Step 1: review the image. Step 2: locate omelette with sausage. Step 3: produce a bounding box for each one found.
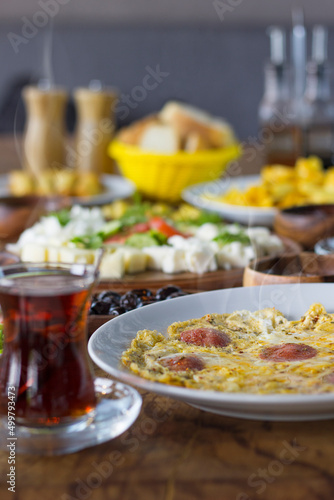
[121,303,334,394]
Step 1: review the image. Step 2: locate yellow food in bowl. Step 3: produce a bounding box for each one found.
[206,156,334,209]
[109,140,241,202]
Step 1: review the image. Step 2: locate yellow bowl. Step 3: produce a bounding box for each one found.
[108,140,241,202]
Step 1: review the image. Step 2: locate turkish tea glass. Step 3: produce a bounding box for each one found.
[0,262,97,427]
[0,262,142,455]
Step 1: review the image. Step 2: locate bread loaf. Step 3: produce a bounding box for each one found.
[116,114,160,145]
[115,101,236,152]
[160,101,236,148]
[184,132,211,152]
[139,124,180,154]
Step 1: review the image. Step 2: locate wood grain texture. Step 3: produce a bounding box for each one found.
[2,367,334,500]
[243,252,334,287]
[98,267,244,294]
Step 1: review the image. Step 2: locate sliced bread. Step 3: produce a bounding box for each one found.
[139,124,180,153]
[160,101,236,148]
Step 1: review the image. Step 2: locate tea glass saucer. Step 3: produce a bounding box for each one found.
[0,378,142,455]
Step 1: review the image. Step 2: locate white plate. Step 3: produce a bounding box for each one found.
[182,175,277,226]
[89,283,334,421]
[0,174,135,206]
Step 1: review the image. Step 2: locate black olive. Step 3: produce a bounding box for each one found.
[97,291,121,305]
[89,300,111,315]
[155,285,183,301]
[103,296,120,308]
[120,291,141,311]
[109,306,127,317]
[130,288,153,299]
[166,291,188,299]
[90,285,187,317]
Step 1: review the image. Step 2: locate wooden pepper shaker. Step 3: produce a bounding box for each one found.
[73,82,117,174]
[22,85,68,177]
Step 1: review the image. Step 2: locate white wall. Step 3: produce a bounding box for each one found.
[1,0,334,27]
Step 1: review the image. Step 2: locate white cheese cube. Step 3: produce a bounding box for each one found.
[144,246,170,271]
[184,247,217,274]
[74,250,96,265]
[167,235,188,248]
[59,247,96,265]
[246,227,284,258]
[168,236,217,274]
[58,248,75,264]
[121,247,147,274]
[143,246,186,274]
[99,249,125,279]
[216,243,255,269]
[161,248,186,274]
[21,243,47,263]
[47,246,61,263]
[195,223,220,241]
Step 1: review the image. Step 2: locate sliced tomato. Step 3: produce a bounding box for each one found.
[129,222,151,234]
[104,234,128,244]
[149,217,185,238]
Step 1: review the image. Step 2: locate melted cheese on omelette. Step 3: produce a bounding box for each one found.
[121,303,334,394]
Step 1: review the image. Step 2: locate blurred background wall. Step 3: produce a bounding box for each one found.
[0,0,333,140]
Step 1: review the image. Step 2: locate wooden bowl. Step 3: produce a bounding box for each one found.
[0,195,69,244]
[274,204,334,249]
[243,252,334,287]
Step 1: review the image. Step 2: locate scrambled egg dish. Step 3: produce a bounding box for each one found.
[206,156,334,209]
[121,303,334,394]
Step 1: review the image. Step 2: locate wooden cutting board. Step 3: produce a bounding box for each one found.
[88,236,301,336]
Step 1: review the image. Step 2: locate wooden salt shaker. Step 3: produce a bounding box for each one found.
[22,85,68,177]
[73,83,117,174]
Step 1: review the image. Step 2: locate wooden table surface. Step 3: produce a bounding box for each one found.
[1,136,334,500]
[1,367,334,500]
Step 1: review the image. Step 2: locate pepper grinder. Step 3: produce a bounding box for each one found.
[73,81,117,174]
[22,83,68,177]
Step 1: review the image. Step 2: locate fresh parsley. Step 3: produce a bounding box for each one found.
[70,234,104,249]
[214,230,251,246]
[51,208,71,227]
[192,211,222,226]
